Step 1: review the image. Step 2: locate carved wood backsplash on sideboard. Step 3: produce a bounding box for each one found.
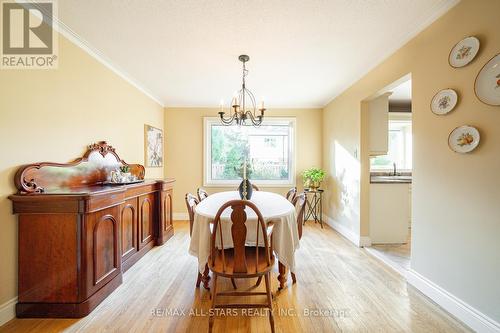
[14,141,145,194]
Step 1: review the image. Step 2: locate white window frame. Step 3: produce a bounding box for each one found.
[203,117,296,187]
[370,112,412,172]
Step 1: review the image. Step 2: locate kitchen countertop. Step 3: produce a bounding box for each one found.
[370,172,412,184]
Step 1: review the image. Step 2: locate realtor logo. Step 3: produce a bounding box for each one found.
[1,0,58,69]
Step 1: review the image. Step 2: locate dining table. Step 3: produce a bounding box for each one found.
[188,190,300,290]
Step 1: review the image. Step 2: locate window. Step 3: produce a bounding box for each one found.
[204,117,295,186]
[370,114,412,171]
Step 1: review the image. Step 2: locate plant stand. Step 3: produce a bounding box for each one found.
[304,188,324,228]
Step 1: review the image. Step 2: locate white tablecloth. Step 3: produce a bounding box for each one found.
[188,191,300,273]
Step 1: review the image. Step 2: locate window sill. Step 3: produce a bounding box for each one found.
[203,182,296,188]
[370,170,412,176]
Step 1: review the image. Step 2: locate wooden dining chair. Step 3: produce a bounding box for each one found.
[185,193,199,236]
[197,187,209,201]
[208,200,275,333]
[187,192,237,290]
[185,193,208,288]
[290,192,306,284]
[285,187,297,202]
[255,191,304,288]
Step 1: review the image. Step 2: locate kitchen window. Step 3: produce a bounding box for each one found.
[370,115,412,171]
[204,117,295,186]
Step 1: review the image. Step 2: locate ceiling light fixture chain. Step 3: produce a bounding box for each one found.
[218,54,266,127]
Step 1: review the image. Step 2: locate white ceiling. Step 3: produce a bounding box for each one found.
[57,0,458,108]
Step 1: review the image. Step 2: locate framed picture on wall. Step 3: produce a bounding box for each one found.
[144,124,163,167]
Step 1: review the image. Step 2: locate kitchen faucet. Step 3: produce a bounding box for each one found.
[392,162,397,176]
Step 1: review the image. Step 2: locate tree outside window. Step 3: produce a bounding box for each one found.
[204,118,295,186]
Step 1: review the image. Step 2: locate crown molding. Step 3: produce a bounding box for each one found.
[18,0,165,107]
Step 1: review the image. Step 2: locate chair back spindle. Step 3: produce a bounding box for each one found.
[185,193,199,236]
[292,192,307,239]
[230,205,248,273]
[286,187,297,202]
[197,188,209,201]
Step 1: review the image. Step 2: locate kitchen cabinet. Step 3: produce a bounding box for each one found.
[369,182,410,244]
[369,93,391,155]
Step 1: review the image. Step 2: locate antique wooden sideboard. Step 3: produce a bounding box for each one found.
[9,142,175,318]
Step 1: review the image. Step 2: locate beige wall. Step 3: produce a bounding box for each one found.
[165,108,322,214]
[323,90,362,236]
[322,0,500,321]
[0,36,164,307]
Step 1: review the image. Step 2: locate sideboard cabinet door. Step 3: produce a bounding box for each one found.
[84,206,121,299]
[138,193,155,249]
[120,198,138,261]
[164,189,173,231]
[157,188,174,245]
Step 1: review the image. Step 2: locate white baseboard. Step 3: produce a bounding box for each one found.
[0,297,17,327]
[407,269,500,333]
[324,215,371,247]
[359,236,372,247]
[365,249,499,333]
[173,213,189,221]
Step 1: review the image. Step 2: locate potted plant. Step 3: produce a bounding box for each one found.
[119,165,131,182]
[302,167,325,190]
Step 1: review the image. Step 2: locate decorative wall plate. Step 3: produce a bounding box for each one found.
[474,53,500,106]
[449,36,480,68]
[448,125,480,153]
[431,89,458,115]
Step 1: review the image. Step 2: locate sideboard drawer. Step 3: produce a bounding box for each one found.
[86,192,125,212]
[124,183,156,198]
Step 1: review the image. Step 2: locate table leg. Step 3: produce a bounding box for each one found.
[202,264,211,290]
[277,261,287,290]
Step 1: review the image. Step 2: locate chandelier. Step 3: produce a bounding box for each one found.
[218,55,266,127]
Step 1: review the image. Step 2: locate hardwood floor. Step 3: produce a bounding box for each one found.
[0,221,469,333]
[369,232,412,272]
